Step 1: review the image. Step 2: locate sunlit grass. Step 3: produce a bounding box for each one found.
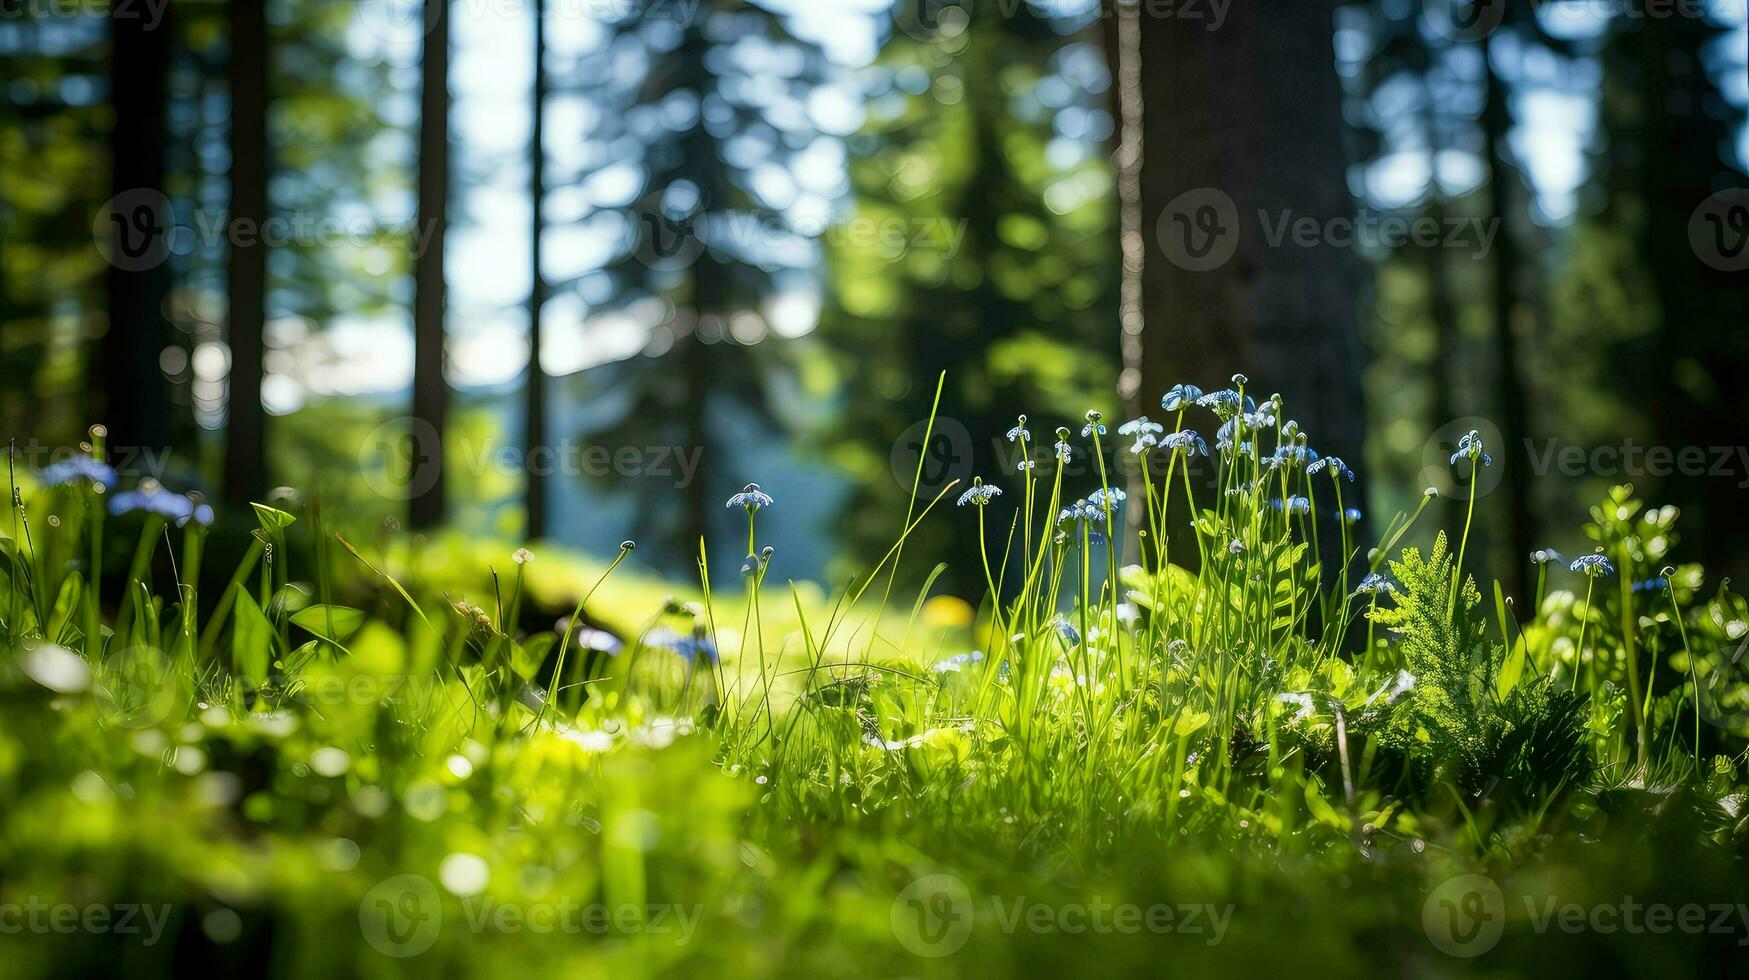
[4,384,1749,976]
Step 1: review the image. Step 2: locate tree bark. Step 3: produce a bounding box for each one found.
[102,7,174,461]
[410,0,449,529]
[224,0,269,508]
[1481,35,1534,604]
[525,0,549,540]
[1130,0,1364,472]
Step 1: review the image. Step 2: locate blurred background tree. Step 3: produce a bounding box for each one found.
[1,0,1744,594]
[821,0,1117,594]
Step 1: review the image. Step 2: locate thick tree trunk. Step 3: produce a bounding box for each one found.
[409,0,449,529]
[224,0,269,508]
[102,8,174,461]
[1130,0,1364,472]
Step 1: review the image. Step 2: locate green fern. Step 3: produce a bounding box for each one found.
[1371,533,1589,801]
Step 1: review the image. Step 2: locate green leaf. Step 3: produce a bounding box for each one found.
[1304,777,1347,830]
[251,503,298,534]
[1174,710,1211,737]
[48,572,83,642]
[510,633,555,683]
[233,590,274,685]
[290,604,366,643]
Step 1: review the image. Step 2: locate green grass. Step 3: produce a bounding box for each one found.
[4,387,1749,978]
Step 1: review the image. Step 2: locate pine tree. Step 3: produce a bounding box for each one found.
[549,0,834,569]
[823,2,1117,592]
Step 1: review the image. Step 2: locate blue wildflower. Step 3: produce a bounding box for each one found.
[1161,384,1204,412]
[1570,553,1615,578]
[1054,427,1073,462]
[1161,429,1208,456]
[1017,459,1036,473]
[932,651,985,673]
[1006,416,1031,443]
[1129,433,1159,455]
[1450,430,1493,467]
[1118,417,1164,438]
[1530,548,1566,566]
[1051,618,1080,646]
[1056,500,1106,542]
[651,629,719,665]
[1081,410,1107,438]
[957,478,1003,508]
[1632,576,1670,594]
[1341,507,1363,525]
[1267,444,1316,472]
[1271,496,1311,516]
[1353,572,1397,596]
[1087,487,1126,514]
[1307,456,1355,481]
[39,457,119,490]
[1195,389,1255,420]
[1238,408,1277,430]
[108,483,195,523]
[726,483,774,512]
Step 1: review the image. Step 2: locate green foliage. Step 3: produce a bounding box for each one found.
[1369,532,1589,802]
[5,389,1749,976]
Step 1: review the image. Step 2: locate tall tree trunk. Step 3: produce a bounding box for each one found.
[1480,35,1533,604]
[224,0,269,508]
[1105,2,1146,541]
[1130,0,1364,548]
[524,0,549,540]
[409,0,449,529]
[1422,88,1459,534]
[102,7,174,460]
